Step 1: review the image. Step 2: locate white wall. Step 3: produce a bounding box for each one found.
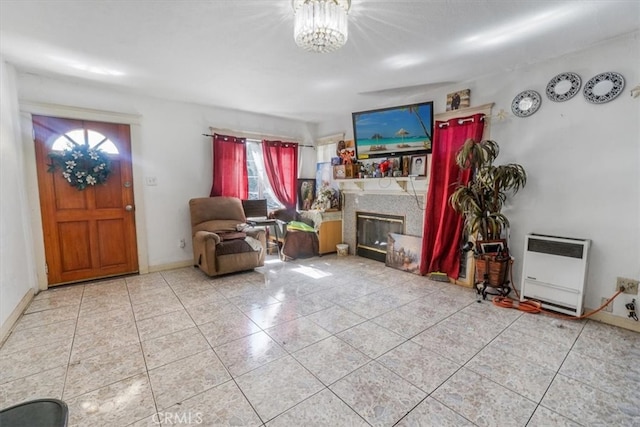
[488,33,639,321]
[319,33,640,321]
[0,60,37,333]
[16,74,316,270]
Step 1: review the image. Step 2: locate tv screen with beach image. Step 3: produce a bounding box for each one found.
[352,101,433,160]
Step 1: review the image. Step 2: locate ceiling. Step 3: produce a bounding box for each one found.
[1,1,638,124]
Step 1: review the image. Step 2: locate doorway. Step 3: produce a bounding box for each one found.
[33,115,139,286]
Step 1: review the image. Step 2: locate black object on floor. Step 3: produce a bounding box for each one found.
[0,398,68,427]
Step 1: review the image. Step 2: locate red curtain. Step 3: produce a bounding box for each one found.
[420,113,485,278]
[262,140,298,209]
[210,133,248,199]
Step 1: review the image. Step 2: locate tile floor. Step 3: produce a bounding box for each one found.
[1,254,639,426]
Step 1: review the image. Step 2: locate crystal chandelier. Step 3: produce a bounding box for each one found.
[292,0,351,53]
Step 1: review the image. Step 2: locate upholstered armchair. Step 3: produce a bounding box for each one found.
[189,197,266,277]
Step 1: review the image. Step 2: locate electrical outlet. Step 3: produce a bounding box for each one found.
[617,277,639,295]
[179,238,186,249]
[601,297,613,312]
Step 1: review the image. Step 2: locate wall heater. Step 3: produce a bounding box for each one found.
[520,234,591,316]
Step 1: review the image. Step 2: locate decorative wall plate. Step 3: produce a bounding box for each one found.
[546,72,581,102]
[511,90,541,117]
[583,72,625,104]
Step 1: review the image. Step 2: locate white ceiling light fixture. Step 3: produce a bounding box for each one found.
[292,0,351,53]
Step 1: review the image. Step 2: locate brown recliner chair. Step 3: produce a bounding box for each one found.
[189,197,266,277]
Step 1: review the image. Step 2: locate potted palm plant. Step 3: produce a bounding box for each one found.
[450,139,527,288]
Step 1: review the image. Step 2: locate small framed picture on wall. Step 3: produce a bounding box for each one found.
[446,89,471,111]
[410,155,427,176]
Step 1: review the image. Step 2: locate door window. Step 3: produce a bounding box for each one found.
[51,129,119,154]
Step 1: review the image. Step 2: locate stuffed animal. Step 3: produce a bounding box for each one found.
[339,148,355,165]
[379,160,390,175]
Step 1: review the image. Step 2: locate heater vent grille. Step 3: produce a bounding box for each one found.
[527,238,585,259]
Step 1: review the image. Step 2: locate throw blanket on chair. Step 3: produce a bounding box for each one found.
[279,221,316,260]
[215,232,251,255]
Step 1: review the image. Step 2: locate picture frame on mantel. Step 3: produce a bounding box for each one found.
[402,156,411,177]
[410,154,427,176]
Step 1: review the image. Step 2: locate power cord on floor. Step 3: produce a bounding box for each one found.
[490,259,624,320]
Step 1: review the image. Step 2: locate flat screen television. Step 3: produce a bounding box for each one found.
[352,101,433,160]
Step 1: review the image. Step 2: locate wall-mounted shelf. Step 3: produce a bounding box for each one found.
[335,177,428,196]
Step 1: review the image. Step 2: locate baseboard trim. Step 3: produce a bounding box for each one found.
[148,260,193,273]
[583,307,640,333]
[0,289,35,345]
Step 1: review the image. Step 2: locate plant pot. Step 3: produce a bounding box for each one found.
[475,254,509,287]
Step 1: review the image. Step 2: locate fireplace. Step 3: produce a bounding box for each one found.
[356,212,405,262]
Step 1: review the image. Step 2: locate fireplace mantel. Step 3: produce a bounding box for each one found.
[335,176,428,196]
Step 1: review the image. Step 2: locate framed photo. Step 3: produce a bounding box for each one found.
[478,239,506,254]
[446,89,471,111]
[386,233,422,275]
[402,156,410,176]
[410,155,427,176]
[297,179,315,211]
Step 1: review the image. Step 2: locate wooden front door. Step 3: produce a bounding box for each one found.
[33,115,138,286]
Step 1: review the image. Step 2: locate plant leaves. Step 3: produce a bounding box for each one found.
[450,139,526,239]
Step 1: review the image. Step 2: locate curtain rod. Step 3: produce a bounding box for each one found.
[209,126,296,140]
[437,115,485,128]
[202,132,314,148]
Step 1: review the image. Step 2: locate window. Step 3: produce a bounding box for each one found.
[246,140,283,212]
[315,133,344,164]
[316,142,337,164]
[51,129,119,154]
